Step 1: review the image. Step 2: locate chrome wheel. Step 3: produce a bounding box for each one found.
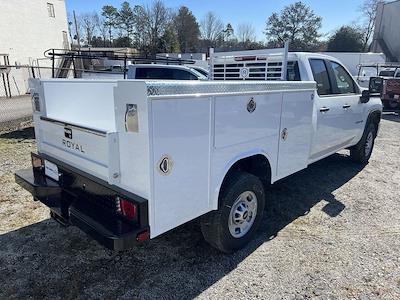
[365,131,374,157]
[228,191,258,238]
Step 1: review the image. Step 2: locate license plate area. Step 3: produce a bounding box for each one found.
[44,160,59,181]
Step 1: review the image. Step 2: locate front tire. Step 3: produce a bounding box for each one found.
[201,172,265,253]
[350,123,377,164]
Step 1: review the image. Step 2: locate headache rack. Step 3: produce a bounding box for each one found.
[357,62,400,77]
[209,42,289,81]
[43,48,196,79]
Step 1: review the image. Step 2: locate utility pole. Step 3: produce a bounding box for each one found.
[73,10,81,50]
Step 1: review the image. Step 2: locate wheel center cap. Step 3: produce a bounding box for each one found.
[243,211,248,220]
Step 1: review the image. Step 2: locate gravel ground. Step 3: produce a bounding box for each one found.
[0,95,32,123]
[0,114,399,300]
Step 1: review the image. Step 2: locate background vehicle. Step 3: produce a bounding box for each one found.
[357,64,400,110]
[321,52,386,88]
[128,64,207,80]
[81,64,206,80]
[190,66,209,77]
[16,49,382,253]
[382,76,400,109]
[379,67,400,78]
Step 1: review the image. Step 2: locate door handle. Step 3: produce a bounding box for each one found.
[320,107,330,113]
[343,104,351,109]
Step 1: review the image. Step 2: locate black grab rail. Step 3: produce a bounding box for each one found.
[44,48,196,79]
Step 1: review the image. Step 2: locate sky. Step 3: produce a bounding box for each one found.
[65,0,365,41]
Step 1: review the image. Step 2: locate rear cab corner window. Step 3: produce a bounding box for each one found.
[309,59,331,96]
[287,61,301,81]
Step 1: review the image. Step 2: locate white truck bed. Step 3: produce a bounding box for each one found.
[29,79,315,238]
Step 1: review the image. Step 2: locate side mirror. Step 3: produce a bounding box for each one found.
[360,90,370,103]
[369,77,383,94]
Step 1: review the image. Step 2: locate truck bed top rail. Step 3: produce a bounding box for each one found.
[145,80,315,98]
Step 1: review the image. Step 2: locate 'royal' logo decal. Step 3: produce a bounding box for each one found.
[64,127,73,139]
[62,139,85,153]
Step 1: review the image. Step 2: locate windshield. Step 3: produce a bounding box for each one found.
[192,67,209,77]
[379,70,395,77]
[359,67,377,77]
[189,68,208,80]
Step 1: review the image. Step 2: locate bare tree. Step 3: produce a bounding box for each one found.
[80,12,99,45]
[237,23,256,44]
[200,12,224,44]
[132,5,147,51]
[224,23,234,41]
[359,0,380,51]
[95,15,109,47]
[144,0,170,54]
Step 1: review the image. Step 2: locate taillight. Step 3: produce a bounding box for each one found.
[136,230,150,242]
[116,197,137,220]
[235,56,257,61]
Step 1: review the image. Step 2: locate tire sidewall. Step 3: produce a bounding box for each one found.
[217,173,265,252]
[362,123,376,161]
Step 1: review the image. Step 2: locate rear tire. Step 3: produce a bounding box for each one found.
[350,123,377,164]
[201,171,265,253]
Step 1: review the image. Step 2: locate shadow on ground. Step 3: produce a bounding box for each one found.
[0,153,364,299]
[0,127,35,140]
[382,111,400,123]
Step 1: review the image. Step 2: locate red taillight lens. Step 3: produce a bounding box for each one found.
[234,56,257,61]
[136,230,150,242]
[116,197,137,220]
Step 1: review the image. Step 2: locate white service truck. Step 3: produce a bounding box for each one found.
[16,52,382,253]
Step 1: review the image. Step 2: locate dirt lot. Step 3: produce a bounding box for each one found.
[0,114,399,300]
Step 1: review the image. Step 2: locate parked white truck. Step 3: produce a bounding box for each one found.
[16,52,382,253]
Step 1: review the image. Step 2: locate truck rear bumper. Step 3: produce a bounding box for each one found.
[15,156,150,251]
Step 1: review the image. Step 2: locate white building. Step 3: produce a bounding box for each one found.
[0,0,69,96]
[371,0,400,62]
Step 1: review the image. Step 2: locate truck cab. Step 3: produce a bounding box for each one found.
[212,51,381,162]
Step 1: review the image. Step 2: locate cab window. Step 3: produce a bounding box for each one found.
[309,59,331,95]
[171,69,198,80]
[329,61,356,94]
[135,67,198,80]
[136,67,170,79]
[379,70,395,77]
[287,61,301,81]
